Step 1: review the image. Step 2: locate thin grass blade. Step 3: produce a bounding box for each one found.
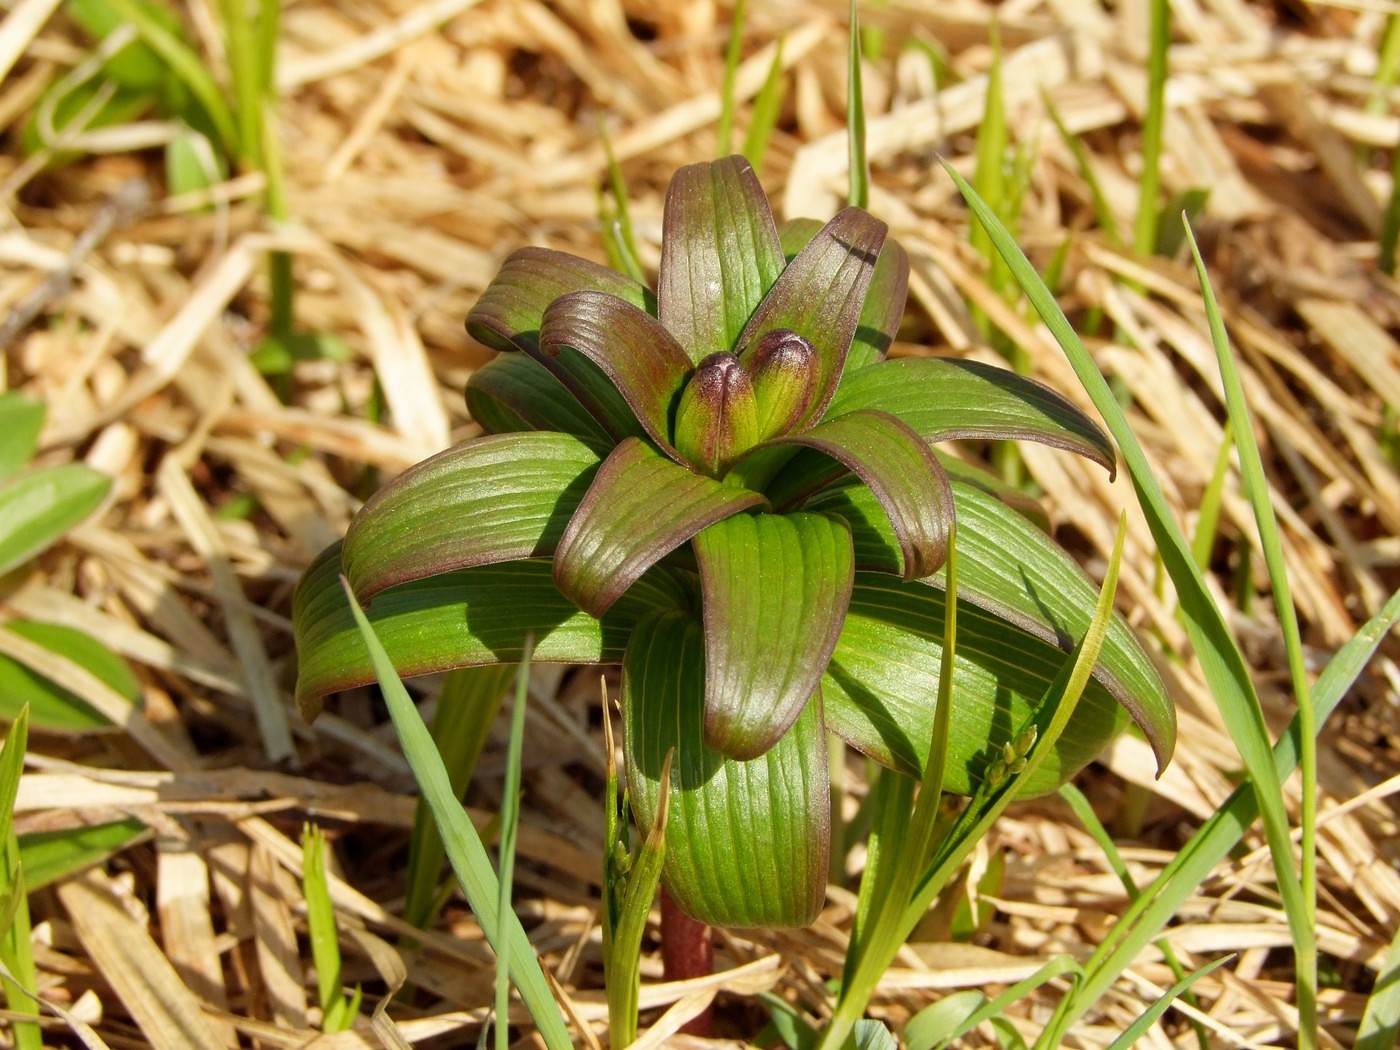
[1103,955,1233,1050]
[494,646,532,1050]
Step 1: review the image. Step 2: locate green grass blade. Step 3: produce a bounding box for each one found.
[104,0,236,153]
[743,36,786,178]
[1104,955,1232,1050]
[404,665,514,930]
[717,0,746,157]
[494,646,532,1050]
[905,956,1082,1050]
[1184,218,1317,1037]
[599,125,644,285]
[1191,422,1233,570]
[1132,0,1169,258]
[945,160,1313,1045]
[1380,133,1400,276]
[1052,585,1400,1041]
[0,708,40,1050]
[846,0,868,210]
[302,823,354,1032]
[217,0,261,168]
[1043,94,1122,248]
[0,708,28,848]
[1356,923,1400,1050]
[338,579,572,1050]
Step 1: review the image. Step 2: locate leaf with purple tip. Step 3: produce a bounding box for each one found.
[658,156,786,362]
[693,511,854,759]
[553,438,767,617]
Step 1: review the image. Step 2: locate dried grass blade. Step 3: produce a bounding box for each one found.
[57,868,225,1050]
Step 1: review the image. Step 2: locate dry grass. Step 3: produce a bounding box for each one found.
[1,0,1398,1046]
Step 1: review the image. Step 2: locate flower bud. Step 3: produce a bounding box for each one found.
[673,352,760,476]
[744,328,818,439]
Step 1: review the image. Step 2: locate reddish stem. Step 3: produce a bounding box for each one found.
[660,887,714,1037]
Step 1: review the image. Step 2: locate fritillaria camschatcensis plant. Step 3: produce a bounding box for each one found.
[293,156,1175,928]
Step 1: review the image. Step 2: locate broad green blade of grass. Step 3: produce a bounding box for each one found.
[338,580,572,1050]
[403,665,514,930]
[1132,0,1169,259]
[0,708,40,1050]
[847,0,868,210]
[18,818,147,891]
[1184,219,1317,1038]
[717,0,746,157]
[1048,585,1400,1043]
[904,956,1082,1050]
[1104,954,1232,1050]
[945,161,1313,1048]
[743,37,786,178]
[303,823,356,1032]
[494,647,531,1050]
[1356,923,1400,1050]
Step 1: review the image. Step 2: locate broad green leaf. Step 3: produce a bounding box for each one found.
[776,219,908,374]
[762,409,952,580]
[822,573,1131,797]
[339,582,572,1050]
[293,547,688,715]
[673,352,759,474]
[165,127,221,203]
[540,291,693,455]
[465,246,653,355]
[693,512,854,759]
[738,209,887,429]
[658,156,785,362]
[18,818,147,891]
[0,622,140,731]
[825,357,1115,475]
[624,613,829,927]
[68,0,181,91]
[0,395,44,485]
[808,478,1175,771]
[342,433,603,599]
[0,464,110,577]
[553,438,766,617]
[464,352,612,443]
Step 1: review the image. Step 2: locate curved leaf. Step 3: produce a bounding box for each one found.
[553,438,767,617]
[0,393,45,484]
[540,291,693,456]
[776,220,909,374]
[694,512,854,759]
[465,246,653,355]
[0,621,139,731]
[464,353,612,444]
[808,478,1176,771]
[293,546,688,717]
[623,612,829,927]
[826,357,1116,475]
[738,208,887,428]
[343,433,604,599]
[658,155,785,362]
[672,352,759,475]
[822,573,1132,798]
[760,409,952,580]
[0,464,110,576]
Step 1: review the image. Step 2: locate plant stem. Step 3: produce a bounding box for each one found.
[660,886,714,1037]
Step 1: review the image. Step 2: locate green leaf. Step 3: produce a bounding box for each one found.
[0,395,44,485]
[763,409,953,580]
[0,621,140,732]
[18,818,147,891]
[465,246,653,355]
[553,438,766,617]
[339,582,572,1050]
[822,574,1132,798]
[1357,924,1400,1050]
[824,357,1115,475]
[738,208,887,429]
[293,546,688,715]
[673,352,760,475]
[747,329,819,440]
[623,613,829,927]
[540,292,693,456]
[0,464,110,577]
[693,512,854,759]
[658,156,786,362]
[808,477,1175,772]
[0,709,27,852]
[68,0,180,91]
[342,433,603,599]
[1104,955,1232,1050]
[775,219,908,375]
[464,352,612,444]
